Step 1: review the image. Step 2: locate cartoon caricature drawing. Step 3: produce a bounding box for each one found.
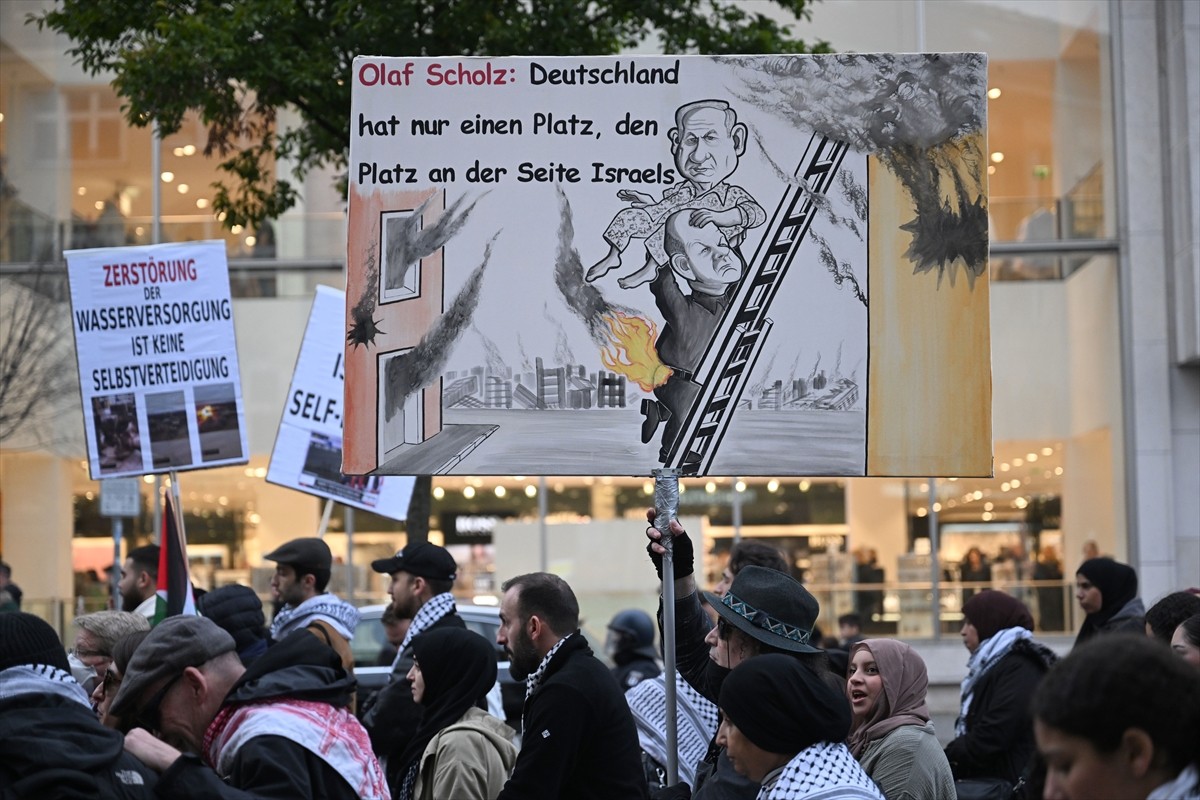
[640,209,747,459]
[586,99,766,289]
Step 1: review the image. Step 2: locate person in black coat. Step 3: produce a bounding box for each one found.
[0,612,159,799]
[496,572,648,800]
[945,590,1058,787]
[360,541,465,792]
[111,615,389,799]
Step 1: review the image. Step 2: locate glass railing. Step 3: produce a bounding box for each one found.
[800,579,1078,639]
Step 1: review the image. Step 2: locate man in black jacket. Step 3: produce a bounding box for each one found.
[111,615,388,799]
[360,540,464,791]
[496,572,648,800]
[0,612,158,799]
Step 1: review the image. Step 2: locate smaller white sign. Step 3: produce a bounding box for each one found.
[267,286,415,518]
[99,477,142,518]
[65,240,249,479]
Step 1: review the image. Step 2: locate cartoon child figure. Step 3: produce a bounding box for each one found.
[586,99,766,289]
[642,209,746,461]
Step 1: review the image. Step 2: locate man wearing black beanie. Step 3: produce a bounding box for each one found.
[0,612,158,798]
[717,654,883,799]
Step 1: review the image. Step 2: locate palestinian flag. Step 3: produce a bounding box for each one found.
[152,493,197,626]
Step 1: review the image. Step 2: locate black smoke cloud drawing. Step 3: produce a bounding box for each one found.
[383,234,498,421]
[724,53,988,288]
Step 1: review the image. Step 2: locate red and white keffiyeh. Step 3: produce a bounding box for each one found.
[204,699,390,799]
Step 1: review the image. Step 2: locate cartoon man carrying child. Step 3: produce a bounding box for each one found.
[586,99,765,289]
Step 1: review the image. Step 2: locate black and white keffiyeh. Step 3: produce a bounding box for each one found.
[395,591,457,658]
[626,672,719,788]
[524,633,573,700]
[760,741,884,800]
[269,592,360,641]
[0,664,92,708]
[956,625,1031,736]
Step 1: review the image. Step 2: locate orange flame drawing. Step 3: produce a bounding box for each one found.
[599,312,672,392]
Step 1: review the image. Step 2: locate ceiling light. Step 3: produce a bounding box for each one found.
[987,165,996,175]
[463,486,475,499]
[987,87,1002,100]
[177,183,189,193]
[990,152,1004,163]
[932,502,942,512]
[524,485,537,498]
[432,487,444,500]
[735,480,747,493]
[1041,447,1054,456]
[1000,463,1010,472]
[183,144,196,156]
[767,479,779,493]
[1026,452,1038,462]
[77,186,87,196]
[93,201,104,210]
[1001,482,1011,492]
[196,198,209,209]
[705,482,717,494]
[494,486,506,497]
[982,511,993,521]
[984,502,994,511]
[799,480,811,492]
[161,171,174,182]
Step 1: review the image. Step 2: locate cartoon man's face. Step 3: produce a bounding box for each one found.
[671,107,746,192]
[669,219,744,294]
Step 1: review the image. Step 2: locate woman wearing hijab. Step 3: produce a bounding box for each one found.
[1074,557,1146,644]
[717,653,883,799]
[395,627,517,800]
[945,590,1058,792]
[846,639,954,799]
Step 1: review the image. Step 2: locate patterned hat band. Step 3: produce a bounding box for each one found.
[721,591,814,645]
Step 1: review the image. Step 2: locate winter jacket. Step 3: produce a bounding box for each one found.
[944,638,1058,785]
[666,591,760,800]
[858,722,955,800]
[1095,597,1146,636]
[497,634,649,800]
[0,692,158,800]
[154,630,384,800]
[363,608,465,787]
[413,706,517,800]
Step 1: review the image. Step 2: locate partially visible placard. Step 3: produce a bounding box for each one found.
[267,286,415,517]
[66,240,248,479]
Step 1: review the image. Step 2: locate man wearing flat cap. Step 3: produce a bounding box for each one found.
[361,540,464,793]
[112,615,389,799]
[263,537,359,678]
[646,510,833,800]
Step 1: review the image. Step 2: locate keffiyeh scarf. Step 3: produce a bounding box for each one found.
[956,626,1031,736]
[395,592,457,660]
[0,665,91,707]
[760,741,884,800]
[524,633,573,700]
[204,699,390,799]
[626,672,719,788]
[269,593,360,641]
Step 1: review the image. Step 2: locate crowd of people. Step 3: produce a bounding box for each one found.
[2,523,1198,800]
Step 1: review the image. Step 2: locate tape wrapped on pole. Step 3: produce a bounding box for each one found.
[653,468,680,786]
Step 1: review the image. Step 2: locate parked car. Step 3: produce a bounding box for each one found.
[352,603,525,730]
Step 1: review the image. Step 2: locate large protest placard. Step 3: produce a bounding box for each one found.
[344,54,992,477]
[268,285,415,516]
[67,240,248,479]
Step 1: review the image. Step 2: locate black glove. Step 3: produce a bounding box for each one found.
[646,522,694,582]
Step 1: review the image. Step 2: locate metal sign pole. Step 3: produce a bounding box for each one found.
[653,468,680,786]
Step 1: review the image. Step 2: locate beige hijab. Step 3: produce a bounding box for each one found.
[845,638,931,758]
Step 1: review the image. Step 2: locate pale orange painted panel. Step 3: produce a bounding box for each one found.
[868,146,993,476]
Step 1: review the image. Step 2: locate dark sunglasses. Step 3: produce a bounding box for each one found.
[134,672,183,732]
[716,617,731,640]
[101,670,122,693]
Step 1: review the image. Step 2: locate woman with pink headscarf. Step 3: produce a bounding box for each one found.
[846,639,955,799]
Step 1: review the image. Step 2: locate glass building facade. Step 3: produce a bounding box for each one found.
[2,1,1196,651]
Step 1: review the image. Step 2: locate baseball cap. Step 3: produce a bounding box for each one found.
[371,541,457,581]
[263,537,332,572]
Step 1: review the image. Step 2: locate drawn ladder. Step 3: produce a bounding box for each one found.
[663,134,849,474]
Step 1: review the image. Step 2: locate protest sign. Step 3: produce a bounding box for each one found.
[268,286,415,516]
[66,239,248,479]
[343,54,992,477]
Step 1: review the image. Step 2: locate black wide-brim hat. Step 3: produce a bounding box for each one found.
[704,564,822,653]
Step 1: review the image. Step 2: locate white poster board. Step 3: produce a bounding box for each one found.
[343,54,991,478]
[66,240,249,479]
[268,286,415,516]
